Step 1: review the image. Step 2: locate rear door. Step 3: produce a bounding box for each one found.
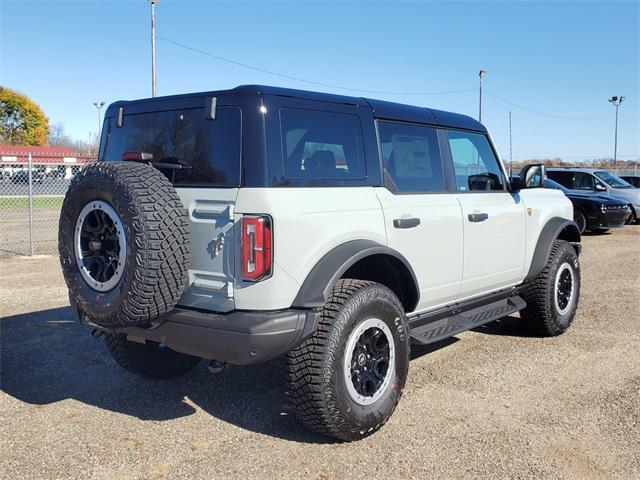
[446,130,526,299]
[101,103,243,312]
[375,121,464,312]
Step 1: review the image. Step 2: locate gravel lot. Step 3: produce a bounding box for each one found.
[1,228,638,479]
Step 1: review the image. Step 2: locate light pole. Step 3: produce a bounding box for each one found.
[608,96,625,167]
[509,110,513,175]
[93,101,105,136]
[148,0,159,97]
[478,70,487,123]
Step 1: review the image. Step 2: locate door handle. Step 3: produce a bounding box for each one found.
[393,217,421,229]
[468,212,489,223]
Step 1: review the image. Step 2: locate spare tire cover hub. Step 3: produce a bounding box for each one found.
[74,200,127,292]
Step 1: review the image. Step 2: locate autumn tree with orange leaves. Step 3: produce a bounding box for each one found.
[0,86,49,146]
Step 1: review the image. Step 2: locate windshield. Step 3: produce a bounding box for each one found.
[594,170,633,189]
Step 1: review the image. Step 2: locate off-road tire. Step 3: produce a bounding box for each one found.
[59,162,190,328]
[105,334,201,379]
[520,240,580,337]
[286,279,410,442]
[574,210,587,234]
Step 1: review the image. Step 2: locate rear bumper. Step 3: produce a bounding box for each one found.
[113,307,319,365]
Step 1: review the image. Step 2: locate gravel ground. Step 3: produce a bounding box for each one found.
[1,228,638,479]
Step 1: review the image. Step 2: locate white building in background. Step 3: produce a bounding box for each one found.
[0,144,94,178]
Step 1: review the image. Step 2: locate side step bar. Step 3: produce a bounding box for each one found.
[409,294,526,346]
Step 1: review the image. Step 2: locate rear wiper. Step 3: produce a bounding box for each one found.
[149,161,188,171]
[150,157,192,171]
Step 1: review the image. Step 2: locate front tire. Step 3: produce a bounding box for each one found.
[520,240,580,336]
[574,210,587,234]
[105,334,201,379]
[286,279,410,441]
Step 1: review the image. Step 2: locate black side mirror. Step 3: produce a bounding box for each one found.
[512,164,545,190]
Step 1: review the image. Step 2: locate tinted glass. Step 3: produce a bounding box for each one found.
[571,172,599,190]
[103,107,241,186]
[447,130,504,191]
[280,108,365,180]
[378,121,445,192]
[546,170,573,188]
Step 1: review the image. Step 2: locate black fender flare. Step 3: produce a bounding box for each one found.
[291,239,420,309]
[525,217,581,280]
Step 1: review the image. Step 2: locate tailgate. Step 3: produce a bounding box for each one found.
[176,188,238,312]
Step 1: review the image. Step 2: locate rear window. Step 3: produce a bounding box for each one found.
[102,107,241,186]
[280,108,366,180]
[546,171,573,188]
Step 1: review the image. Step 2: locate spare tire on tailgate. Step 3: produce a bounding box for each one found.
[58,161,191,328]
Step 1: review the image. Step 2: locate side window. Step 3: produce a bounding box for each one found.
[377,121,445,192]
[280,108,366,180]
[546,171,573,188]
[447,130,505,191]
[572,172,597,190]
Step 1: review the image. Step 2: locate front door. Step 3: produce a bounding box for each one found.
[375,121,464,312]
[446,129,526,299]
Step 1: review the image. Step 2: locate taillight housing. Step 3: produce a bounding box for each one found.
[241,215,272,282]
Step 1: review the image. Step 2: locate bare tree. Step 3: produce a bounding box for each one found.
[48,122,72,146]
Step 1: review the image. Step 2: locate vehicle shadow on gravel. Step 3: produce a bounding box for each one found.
[471,314,539,338]
[0,306,330,444]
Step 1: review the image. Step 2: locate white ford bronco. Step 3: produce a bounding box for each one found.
[59,85,582,441]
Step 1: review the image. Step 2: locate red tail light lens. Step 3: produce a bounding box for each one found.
[241,215,272,281]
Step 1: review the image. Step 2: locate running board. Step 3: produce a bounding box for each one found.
[409,295,526,346]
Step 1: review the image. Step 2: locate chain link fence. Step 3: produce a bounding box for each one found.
[0,156,95,256]
[0,156,638,257]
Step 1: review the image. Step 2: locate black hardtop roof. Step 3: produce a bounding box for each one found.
[106,84,486,132]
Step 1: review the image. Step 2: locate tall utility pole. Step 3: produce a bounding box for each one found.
[509,110,513,175]
[93,101,105,135]
[149,0,159,97]
[478,70,487,123]
[608,96,625,167]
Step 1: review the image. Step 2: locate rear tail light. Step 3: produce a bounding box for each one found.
[241,215,272,281]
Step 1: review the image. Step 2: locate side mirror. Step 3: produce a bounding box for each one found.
[512,164,545,190]
[595,183,606,191]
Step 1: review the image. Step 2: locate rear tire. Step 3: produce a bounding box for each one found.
[520,240,580,337]
[105,334,201,379]
[286,279,410,442]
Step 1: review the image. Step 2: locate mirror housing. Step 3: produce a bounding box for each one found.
[511,164,545,190]
[595,183,606,191]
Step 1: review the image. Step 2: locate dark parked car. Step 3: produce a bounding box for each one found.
[545,178,631,233]
[10,170,44,185]
[620,175,640,188]
[546,168,640,224]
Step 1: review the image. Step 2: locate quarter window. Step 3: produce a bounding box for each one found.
[447,130,504,191]
[378,121,445,192]
[280,108,366,180]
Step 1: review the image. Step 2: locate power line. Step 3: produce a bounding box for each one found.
[156,35,477,96]
[156,35,623,121]
[484,90,612,120]
[511,153,639,158]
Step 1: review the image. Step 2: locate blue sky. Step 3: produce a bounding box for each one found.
[1,0,638,161]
